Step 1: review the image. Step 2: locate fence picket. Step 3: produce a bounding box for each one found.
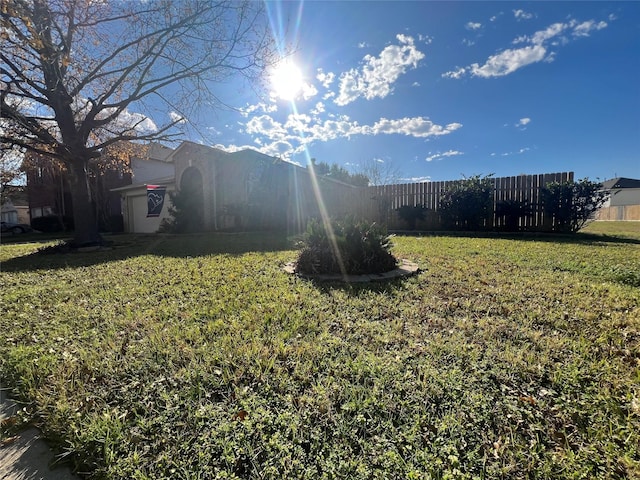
[346,172,573,231]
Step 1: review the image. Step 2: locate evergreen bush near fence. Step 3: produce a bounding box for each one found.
[541,179,609,233]
[396,204,428,230]
[495,199,533,232]
[389,176,604,234]
[296,217,397,275]
[438,175,494,231]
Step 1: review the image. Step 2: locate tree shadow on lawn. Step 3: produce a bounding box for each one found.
[0,232,294,272]
[392,230,640,246]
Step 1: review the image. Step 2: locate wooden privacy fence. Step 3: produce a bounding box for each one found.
[348,172,574,231]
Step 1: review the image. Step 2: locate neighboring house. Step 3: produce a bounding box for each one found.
[115,141,362,234]
[597,177,640,221]
[24,152,71,221]
[1,196,30,224]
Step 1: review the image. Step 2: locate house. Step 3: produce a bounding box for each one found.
[114,141,362,234]
[597,177,640,221]
[24,151,71,221]
[1,191,30,224]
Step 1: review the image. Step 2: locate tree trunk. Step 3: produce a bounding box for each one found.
[67,157,102,247]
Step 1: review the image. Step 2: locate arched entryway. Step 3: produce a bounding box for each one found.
[179,166,204,232]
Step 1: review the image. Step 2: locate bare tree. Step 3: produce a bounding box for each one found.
[1,0,274,245]
[355,157,402,186]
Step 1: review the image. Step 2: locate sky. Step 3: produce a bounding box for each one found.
[186,1,640,183]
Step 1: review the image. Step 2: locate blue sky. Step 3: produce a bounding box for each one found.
[184,1,639,183]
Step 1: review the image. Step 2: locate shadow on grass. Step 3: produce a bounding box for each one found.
[0,232,295,272]
[391,230,640,246]
[311,275,414,296]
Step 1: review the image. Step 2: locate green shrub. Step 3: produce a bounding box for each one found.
[296,217,397,275]
[159,189,204,233]
[31,214,74,233]
[396,205,428,230]
[495,199,533,232]
[438,175,493,231]
[541,178,608,233]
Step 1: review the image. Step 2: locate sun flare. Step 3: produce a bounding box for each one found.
[271,60,304,101]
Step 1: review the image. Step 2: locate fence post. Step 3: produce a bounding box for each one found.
[357,172,573,231]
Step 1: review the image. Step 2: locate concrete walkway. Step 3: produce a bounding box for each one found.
[0,385,78,480]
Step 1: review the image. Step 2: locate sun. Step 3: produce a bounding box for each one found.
[271,60,304,101]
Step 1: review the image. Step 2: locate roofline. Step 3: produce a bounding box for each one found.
[111,176,175,193]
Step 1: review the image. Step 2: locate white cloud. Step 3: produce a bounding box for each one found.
[418,34,433,45]
[515,19,607,45]
[239,102,278,117]
[301,82,319,100]
[402,176,431,183]
[466,22,482,30]
[572,20,607,37]
[446,17,608,79]
[529,22,568,45]
[334,34,425,106]
[470,45,547,78]
[213,143,260,153]
[516,117,531,128]
[425,150,464,162]
[105,109,157,134]
[310,102,325,115]
[499,147,530,157]
[358,41,369,48]
[169,111,186,124]
[316,69,335,88]
[513,9,534,21]
[284,113,313,133]
[240,113,462,160]
[370,117,462,138]
[442,67,467,79]
[245,115,288,138]
[263,140,296,157]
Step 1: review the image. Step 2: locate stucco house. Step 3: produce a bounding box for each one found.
[114,141,362,234]
[597,177,640,221]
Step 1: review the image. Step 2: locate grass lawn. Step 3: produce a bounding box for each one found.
[1,223,639,479]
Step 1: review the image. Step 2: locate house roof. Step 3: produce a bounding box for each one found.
[602,177,640,189]
[147,142,174,162]
[110,175,175,193]
[158,141,363,190]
